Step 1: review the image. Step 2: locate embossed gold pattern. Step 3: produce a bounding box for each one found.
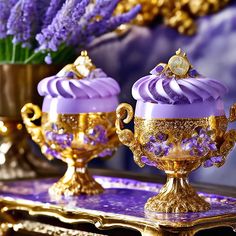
[115,0,229,35]
[21,104,119,196]
[116,103,236,213]
[9,220,107,236]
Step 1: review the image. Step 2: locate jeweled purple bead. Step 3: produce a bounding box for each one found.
[98,149,113,158]
[46,131,54,141]
[209,143,217,150]
[204,159,213,168]
[66,71,74,78]
[211,156,223,163]
[51,123,58,131]
[141,156,156,167]
[150,65,164,75]
[189,69,198,77]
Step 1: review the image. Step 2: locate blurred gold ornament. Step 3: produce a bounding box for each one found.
[57,51,95,78]
[116,0,230,35]
[115,0,159,25]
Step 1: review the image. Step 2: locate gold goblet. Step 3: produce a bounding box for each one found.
[116,50,236,213]
[21,51,120,196]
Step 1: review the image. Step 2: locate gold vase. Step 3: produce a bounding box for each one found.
[0,64,59,179]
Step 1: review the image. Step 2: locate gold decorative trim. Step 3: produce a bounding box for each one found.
[1,198,236,236]
[11,220,107,236]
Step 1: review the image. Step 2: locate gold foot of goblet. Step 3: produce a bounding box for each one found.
[145,175,210,213]
[145,157,210,213]
[49,164,103,196]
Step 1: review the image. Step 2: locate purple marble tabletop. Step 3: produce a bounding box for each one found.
[0,176,236,228]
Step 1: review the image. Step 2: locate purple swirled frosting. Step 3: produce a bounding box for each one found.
[132,68,227,105]
[38,68,120,114]
[38,69,120,99]
[132,64,228,119]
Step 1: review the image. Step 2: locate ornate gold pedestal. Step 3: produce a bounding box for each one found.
[49,165,103,196]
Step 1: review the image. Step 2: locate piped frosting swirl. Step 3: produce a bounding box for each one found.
[38,51,120,99]
[132,49,227,104]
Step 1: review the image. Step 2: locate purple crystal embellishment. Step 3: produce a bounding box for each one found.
[141,156,156,167]
[45,124,73,149]
[98,149,113,158]
[84,125,108,145]
[181,127,217,157]
[188,69,198,77]
[144,133,173,157]
[203,156,223,168]
[150,65,164,75]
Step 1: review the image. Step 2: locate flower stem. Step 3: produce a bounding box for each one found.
[5,37,12,62]
[24,47,29,61]
[11,43,17,63]
[24,51,41,64]
[0,39,5,62]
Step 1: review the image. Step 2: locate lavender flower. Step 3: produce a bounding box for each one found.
[44,53,52,64]
[36,0,90,52]
[42,0,65,28]
[7,0,39,44]
[75,4,141,45]
[84,125,108,145]
[144,133,173,157]
[1,0,140,63]
[182,128,217,157]
[0,0,18,38]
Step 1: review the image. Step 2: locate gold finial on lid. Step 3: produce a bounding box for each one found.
[74,50,96,78]
[167,49,191,77]
[57,50,96,79]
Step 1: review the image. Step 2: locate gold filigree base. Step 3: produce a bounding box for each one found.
[145,175,210,213]
[49,165,104,196]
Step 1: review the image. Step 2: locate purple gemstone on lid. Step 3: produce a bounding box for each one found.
[189,69,198,77]
[66,71,74,78]
[150,65,164,75]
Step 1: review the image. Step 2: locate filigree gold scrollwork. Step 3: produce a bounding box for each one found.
[229,103,236,123]
[21,103,52,160]
[116,103,144,167]
[205,104,236,168]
